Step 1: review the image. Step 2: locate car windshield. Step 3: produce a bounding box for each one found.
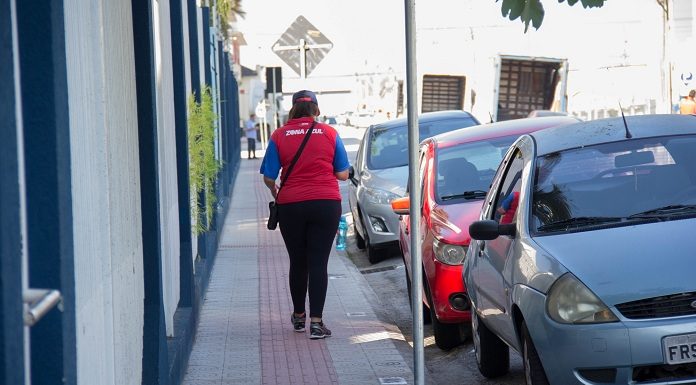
[367,118,478,170]
[436,135,521,203]
[532,134,696,234]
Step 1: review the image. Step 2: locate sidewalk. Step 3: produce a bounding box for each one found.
[181,156,414,385]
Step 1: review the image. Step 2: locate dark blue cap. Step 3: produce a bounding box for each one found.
[292,90,318,106]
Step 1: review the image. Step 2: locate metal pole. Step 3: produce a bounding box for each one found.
[272,68,278,133]
[404,1,424,384]
[261,115,267,150]
[299,38,307,79]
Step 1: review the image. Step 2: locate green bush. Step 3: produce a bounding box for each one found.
[188,86,221,234]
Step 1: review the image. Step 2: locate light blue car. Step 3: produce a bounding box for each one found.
[348,110,480,263]
[463,114,696,385]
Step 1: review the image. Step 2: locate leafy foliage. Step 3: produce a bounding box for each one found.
[188,86,221,234]
[215,0,245,40]
[497,0,607,32]
[217,0,245,20]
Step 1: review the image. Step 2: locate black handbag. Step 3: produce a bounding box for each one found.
[267,122,315,230]
[267,201,279,230]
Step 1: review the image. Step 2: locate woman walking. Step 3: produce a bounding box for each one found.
[259,90,350,339]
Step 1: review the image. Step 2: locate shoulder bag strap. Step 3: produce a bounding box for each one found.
[276,121,316,200]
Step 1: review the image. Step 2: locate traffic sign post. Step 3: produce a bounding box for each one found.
[404,1,425,384]
[272,69,278,133]
[255,101,268,150]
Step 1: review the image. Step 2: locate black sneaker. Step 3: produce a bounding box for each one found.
[291,313,306,332]
[309,321,332,339]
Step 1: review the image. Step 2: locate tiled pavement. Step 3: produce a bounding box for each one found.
[182,157,414,385]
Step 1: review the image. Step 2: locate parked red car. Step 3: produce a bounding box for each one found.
[391,116,579,350]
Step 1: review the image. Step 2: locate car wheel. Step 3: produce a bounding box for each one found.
[522,321,549,385]
[424,280,464,350]
[366,243,381,264]
[354,221,366,249]
[472,308,509,378]
[364,231,382,264]
[403,261,431,324]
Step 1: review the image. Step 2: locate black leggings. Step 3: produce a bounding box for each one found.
[278,199,341,318]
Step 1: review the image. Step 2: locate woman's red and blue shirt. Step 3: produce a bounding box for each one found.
[260,117,350,204]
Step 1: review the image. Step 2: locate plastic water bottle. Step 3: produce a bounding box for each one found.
[336,215,348,250]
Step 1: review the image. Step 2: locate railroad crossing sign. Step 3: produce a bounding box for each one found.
[272,16,333,78]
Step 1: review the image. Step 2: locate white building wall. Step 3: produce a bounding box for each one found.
[239,77,255,119]
[239,0,670,118]
[153,0,182,337]
[63,0,144,384]
[415,0,665,120]
[101,1,146,381]
[239,67,267,120]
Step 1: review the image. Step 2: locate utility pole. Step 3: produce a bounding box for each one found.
[272,69,278,132]
[404,1,425,385]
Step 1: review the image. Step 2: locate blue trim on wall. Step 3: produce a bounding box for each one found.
[131,1,169,384]
[201,7,213,85]
[16,0,77,384]
[166,2,196,384]
[202,7,212,88]
[187,0,200,100]
[169,0,194,310]
[219,49,229,198]
[229,67,241,181]
[196,6,213,261]
[0,1,25,383]
[213,44,225,233]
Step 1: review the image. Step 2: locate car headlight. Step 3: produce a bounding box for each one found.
[433,238,468,265]
[363,187,400,205]
[546,274,619,324]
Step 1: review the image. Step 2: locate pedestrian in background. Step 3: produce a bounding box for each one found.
[679,90,696,115]
[245,113,258,159]
[259,90,350,339]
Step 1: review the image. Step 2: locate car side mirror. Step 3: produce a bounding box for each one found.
[391,197,410,215]
[469,220,516,240]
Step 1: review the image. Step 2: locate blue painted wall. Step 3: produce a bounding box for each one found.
[131,1,169,384]
[171,0,194,311]
[167,1,196,383]
[0,1,25,384]
[187,0,201,99]
[16,0,77,384]
[3,2,244,384]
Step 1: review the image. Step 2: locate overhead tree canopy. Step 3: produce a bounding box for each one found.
[498,0,607,32]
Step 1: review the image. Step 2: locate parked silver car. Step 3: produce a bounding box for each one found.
[348,110,480,263]
[464,114,696,384]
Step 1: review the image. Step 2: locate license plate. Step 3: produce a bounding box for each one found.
[663,333,696,365]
